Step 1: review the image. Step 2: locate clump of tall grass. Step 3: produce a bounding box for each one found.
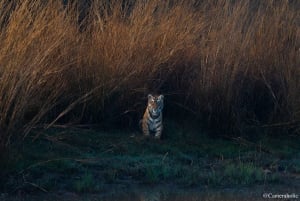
[0,0,82,154]
[83,0,299,134]
[79,0,204,123]
[190,0,300,134]
[0,0,299,156]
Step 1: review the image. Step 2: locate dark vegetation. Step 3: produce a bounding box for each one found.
[0,0,299,197]
[1,124,300,197]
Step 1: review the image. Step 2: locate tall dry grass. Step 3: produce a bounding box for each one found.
[0,0,82,154]
[83,0,300,134]
[80,0,204,123]
[190,0,300,133]
[0,0,299,154]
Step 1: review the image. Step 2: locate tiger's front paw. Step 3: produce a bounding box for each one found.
[154,134,161,140]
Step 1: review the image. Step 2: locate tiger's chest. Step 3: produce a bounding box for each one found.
[148,116,161,131]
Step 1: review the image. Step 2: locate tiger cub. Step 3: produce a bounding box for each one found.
[141,94,164,139]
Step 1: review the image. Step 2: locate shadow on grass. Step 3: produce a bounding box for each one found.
[1,119,300,199]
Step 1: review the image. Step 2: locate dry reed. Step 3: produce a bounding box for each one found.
[0,0,299,154]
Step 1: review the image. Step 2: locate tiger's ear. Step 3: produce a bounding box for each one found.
[148,94,153,100]
[158,95,164,101]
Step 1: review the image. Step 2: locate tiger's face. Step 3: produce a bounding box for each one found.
[148,94,164,117]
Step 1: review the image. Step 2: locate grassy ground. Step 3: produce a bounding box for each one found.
[1,120,300,200]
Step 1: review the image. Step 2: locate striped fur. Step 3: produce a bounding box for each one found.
[141,94,164,139]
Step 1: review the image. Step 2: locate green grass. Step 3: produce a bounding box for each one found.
[74,170,96,193]
[290,158,300,174]
[1,121,299,194]
[223,163,264,185]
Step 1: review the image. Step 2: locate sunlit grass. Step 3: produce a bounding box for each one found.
[0,0,299,156]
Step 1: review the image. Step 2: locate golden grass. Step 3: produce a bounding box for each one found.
[0,0,82,150]
[0,0,299,153]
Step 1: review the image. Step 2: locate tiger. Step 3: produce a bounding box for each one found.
[141,94,164,139]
